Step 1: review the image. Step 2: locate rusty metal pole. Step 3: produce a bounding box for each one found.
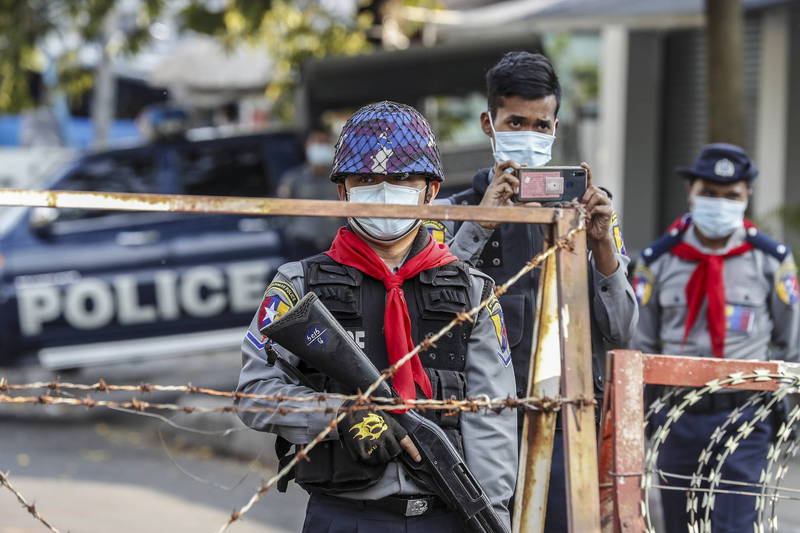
[0,189,557,225]
[605,350,645,532]
[513,237,561,533]
[598,352,616,532]
[556,208,601,532]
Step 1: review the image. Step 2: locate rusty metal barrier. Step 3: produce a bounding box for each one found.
[0,190,601,533]
[599,350,800,533]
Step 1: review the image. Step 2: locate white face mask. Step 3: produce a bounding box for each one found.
[306,143,334,167]
[691,196,747,239]
[347,181,425,241]
[487,112,555,168]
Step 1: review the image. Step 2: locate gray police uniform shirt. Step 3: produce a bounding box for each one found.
[431,168,638,393]
[632,221,800,361]
[235,245,518,527]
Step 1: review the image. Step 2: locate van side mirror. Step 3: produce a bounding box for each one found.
[30,207,59,237]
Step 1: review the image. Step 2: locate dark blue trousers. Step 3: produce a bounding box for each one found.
[302,493,466,533]
[543,430,568,533]
[652,408,773,533]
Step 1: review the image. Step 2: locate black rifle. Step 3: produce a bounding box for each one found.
[260,292,510,533]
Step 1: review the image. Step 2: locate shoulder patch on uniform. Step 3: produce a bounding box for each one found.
[775,260,799,306]
[487,295,511,367]
[258,288,294,332]
[422,220,447,244]
[264,279,300,307]
[745,229,790,262]
[632,264,655,306]
[610,212,627,256]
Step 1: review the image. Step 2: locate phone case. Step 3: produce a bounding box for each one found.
[514,166,587,203]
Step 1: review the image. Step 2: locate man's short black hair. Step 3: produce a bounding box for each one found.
[486,51,561,117]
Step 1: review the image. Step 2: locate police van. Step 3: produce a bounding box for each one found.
[0,130,303,369]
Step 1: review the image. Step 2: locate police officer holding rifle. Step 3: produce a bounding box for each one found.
[236,102,517,532]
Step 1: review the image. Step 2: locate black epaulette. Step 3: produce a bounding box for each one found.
[744,227,790,261]
[640,223,689,266]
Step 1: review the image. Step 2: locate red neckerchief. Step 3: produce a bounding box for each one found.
[669,217,755,358]
[325,227,458,401]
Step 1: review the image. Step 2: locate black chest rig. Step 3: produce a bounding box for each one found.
[451,175,544,398]
[281,253,480,495]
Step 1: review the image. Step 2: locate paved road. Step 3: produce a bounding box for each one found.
[0,352,308,533]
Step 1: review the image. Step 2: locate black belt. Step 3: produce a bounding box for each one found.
[669,391,757,414]
[318,494,447,517]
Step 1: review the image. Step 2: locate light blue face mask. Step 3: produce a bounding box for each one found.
[306,143,335,166]
[691,196,747,239]
[348,181,424,241]
[487,112,555,168]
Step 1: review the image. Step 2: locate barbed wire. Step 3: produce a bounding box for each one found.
[0,379,583,410]
[643,372,800,533]
[654,470,800,497]
[218,219,586,532]
[0,471,61,533]
[648,482,800,502]
[0,391,593,416]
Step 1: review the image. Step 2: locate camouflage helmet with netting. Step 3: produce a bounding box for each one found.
[330,101,445,182]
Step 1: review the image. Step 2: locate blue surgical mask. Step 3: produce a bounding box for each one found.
[487,112,555,168]
[348,181,424,241]
[691,196,747,239]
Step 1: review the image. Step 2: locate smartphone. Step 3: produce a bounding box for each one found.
[513,166,587,203]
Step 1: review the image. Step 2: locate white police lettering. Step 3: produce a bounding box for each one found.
[346,330,366,349]
[180,267,226,318]
[18,285,60,336]
[154,270,180,320]
[115,276,157,325]
[64,278,115,330]
[15,261,272,336]
[228,261,267,313]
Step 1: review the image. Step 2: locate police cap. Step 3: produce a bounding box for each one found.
[677,143,758,183]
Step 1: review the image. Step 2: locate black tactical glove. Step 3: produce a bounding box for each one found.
[337,400,409,466]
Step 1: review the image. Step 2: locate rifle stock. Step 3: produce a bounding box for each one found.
[261,292,510,533]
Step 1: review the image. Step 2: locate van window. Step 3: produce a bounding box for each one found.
[54,152,158,222]
[179,141,271,197]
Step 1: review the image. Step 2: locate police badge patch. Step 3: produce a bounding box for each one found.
[264,280,300,307]
[632,265,654,306]
[259,293,291,330]
[610,212,627,256]
[422,220,447,244]
[776,262,800,306]
[487,296,512,367]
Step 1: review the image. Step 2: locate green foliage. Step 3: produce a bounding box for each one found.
[0,1,55,111]
[0,0,170,112]
[179,0,373,122]
[0,0,428,120]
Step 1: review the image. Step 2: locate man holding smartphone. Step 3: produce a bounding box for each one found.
[430,51,638,532]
